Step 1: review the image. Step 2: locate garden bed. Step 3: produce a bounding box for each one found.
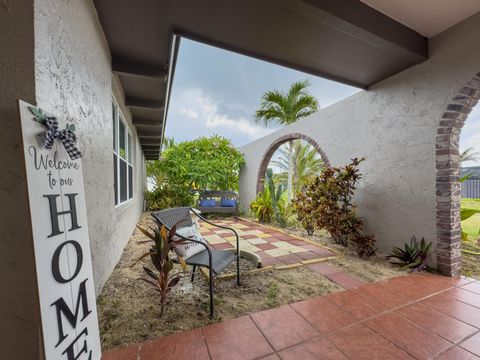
[97,213,405,351]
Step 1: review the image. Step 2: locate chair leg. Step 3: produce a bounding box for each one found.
[209,267,214,318]
[191,265,196,282]
[236,254,240,286]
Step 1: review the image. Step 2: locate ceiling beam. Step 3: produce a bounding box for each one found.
[132,117,162,126]
[140,138,162,145]
[137,130,162,138]
[142,145,160,150]
[112,58,167,79]
[125,97,164,110]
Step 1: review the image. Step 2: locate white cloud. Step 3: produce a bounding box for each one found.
[179,107,199,119]
[460,106,480,167]
[174,88,273,139]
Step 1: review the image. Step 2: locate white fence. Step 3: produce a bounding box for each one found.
[462,180,480,198]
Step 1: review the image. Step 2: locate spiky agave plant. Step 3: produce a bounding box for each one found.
[135,223,187,317]
[388,236,432,271]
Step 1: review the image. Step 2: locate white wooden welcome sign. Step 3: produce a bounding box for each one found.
[18,100,101,360]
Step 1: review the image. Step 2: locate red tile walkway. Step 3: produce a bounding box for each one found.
[102,273,480,360]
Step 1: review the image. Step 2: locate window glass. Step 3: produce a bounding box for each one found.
[113,100,134,205]
[114,154,118,205]
[119,118,126,159]
[120,159,127,202]
[128,133,132,163]
[112,102,117,151]
[128,165,133,199]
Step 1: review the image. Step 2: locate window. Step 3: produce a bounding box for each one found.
[113,100,134,206]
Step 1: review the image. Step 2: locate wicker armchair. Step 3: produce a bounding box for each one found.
[152,207,240,317]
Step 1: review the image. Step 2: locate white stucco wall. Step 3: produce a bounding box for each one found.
[34,0,144,293]
[239,12,480,259]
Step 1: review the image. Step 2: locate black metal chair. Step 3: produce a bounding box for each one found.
[152,207,240,317]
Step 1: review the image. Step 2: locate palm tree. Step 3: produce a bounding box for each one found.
[461,147,480,163]
[271,141,325,193]
[255,80,318,199]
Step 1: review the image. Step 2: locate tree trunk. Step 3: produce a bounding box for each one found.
[287,140,294,201]
[292,139,299,194]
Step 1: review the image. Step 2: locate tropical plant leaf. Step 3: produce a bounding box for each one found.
[132,251,156,267]
[178,256,187,271]
[461,208,480,221]
[136,225,156,241]
[168,277,180,288]
[143,266,157,280]
[388,236,432,270]
[164,260,174,273]
[137,277,159,289]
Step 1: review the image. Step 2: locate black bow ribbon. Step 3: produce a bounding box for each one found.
[44,116,82,160]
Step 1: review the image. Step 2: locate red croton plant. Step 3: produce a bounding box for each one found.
[292,157,376,259]
[135,223,187,317]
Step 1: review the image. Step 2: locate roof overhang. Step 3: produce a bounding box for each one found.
[93,0,430,160]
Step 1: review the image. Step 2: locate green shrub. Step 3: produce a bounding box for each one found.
[145,135,244,210]
[250,168,291,227]
[152,135,245,192]
[291,190,315,235]
[144,184,194,211]
[388,236,432,271]
[250,190,273,223]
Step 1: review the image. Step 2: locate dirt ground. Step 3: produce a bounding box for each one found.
[97,214,405,351]
[277,224,408,282]
[461,241,480,279]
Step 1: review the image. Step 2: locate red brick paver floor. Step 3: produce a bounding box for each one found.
[198,218,336,268]
[103,273,480,359]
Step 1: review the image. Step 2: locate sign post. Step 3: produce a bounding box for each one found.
[18,100,101,360]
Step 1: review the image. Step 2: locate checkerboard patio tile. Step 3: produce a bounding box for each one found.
[198,218,336,268]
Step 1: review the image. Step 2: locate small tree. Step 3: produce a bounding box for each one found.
[145,135,245,210]
[157,135,245,191]
[292,158,375,259]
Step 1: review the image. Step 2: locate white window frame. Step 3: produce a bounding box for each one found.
[112,98,134,207]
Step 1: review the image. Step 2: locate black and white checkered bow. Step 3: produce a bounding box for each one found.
[44,117,82,160]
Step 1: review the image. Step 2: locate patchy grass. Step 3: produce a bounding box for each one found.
[97,213,405,351]
[461,199,480,279]
[462,198,480,240]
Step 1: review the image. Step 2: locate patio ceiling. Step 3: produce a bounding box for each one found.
[93,0,445,160]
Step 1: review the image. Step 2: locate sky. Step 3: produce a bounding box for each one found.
[165,39,360,147]
[461,105,480,167]
[165,38,480,167]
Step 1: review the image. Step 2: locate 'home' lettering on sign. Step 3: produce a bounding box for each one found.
[19,100,101,360]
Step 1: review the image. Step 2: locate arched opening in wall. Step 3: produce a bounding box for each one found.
[436,74,480,277]
[255,133,330,197]
[459,98,480,277]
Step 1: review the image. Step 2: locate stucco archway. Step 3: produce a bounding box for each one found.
[436,73,480,276]
[255,133,331,194]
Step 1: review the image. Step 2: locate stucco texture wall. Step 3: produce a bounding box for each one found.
[34,0,143,293]
[239,12,480,261]
[0,1,42,359]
